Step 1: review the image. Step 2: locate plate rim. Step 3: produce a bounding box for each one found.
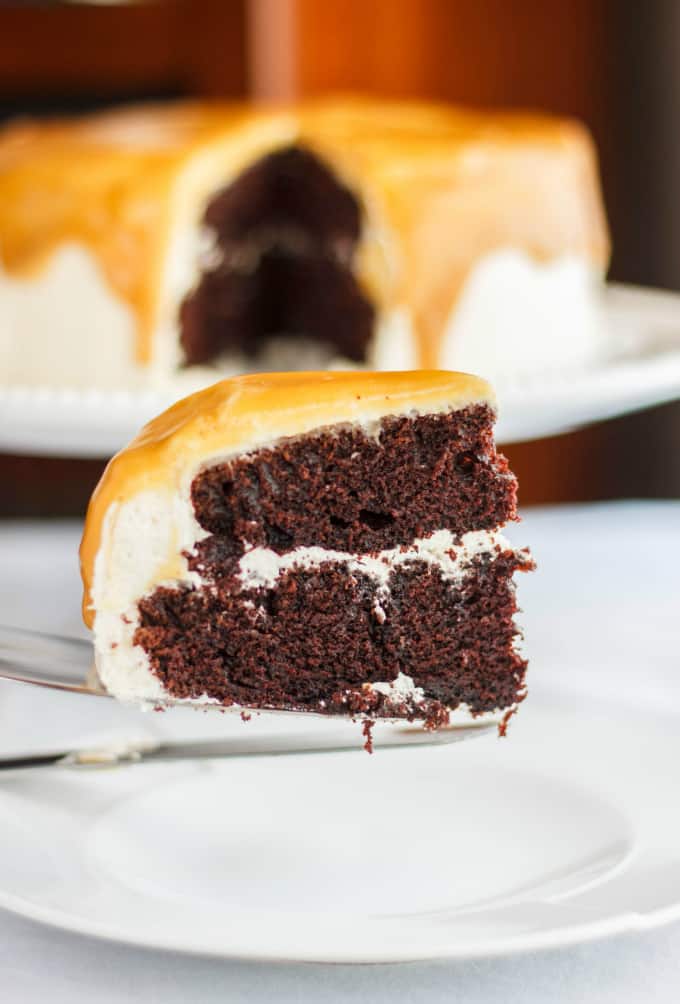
[0,884,673,965]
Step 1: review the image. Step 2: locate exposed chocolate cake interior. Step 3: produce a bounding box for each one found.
[130,403,533,718]
[188,405,515,578]
[180,146,375,365]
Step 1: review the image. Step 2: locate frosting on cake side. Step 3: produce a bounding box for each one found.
[0,97,609,388]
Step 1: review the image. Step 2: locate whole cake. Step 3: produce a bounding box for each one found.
[0,97,608,389]
[80,370,534,727]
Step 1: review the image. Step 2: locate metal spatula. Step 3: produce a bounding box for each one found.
[0,623,497,768]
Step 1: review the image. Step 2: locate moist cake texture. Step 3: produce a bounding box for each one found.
[0,97,609,389]
[81,370,533,727]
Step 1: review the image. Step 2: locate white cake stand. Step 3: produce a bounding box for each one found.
[1,282,680,457]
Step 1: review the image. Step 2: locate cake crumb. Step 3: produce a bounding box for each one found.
[498,706,517,737]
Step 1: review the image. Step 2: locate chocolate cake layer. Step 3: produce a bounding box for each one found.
[203,146,361,247]
[189,405,516,581]
[135,549,532,717]
[180,246,374,365]
[180,145,375,365]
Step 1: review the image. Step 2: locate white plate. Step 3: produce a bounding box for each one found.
[0,504,679,963]
[2,283,680,457]
[0,691,678,963]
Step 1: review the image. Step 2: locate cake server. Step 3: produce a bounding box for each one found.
[0,722,497,772]
[0,623,497,767]
[0,623,101,698]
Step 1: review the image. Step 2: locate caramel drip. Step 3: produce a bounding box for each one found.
[79,369,494,626]
[0,103,294,362]
[0,97,609,367]
[297,102,610,365]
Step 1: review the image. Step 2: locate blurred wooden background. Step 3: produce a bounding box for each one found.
[1,0,679,516]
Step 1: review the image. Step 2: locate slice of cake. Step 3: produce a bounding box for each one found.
[0,97,608,390]
[80,370,533,728]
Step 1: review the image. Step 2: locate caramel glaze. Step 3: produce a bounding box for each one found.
[0,97,609,369]
[80,369,494,626]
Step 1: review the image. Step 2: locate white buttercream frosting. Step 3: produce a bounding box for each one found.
[238,528,508,623]
[237,527,506,589]
[1,239,602,389]
[438,250,607,385]
[369,672,426,706]
[0,245,143,389]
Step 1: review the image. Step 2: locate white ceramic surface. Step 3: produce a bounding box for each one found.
[1,283,680,456]
[0,504,679,964]
[0,694,676,963]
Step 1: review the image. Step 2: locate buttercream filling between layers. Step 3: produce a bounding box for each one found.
[93,524,523,711]
[236,528,510,623]
[237,528,509,591]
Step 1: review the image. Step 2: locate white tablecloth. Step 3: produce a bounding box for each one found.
[0,502,679,1002]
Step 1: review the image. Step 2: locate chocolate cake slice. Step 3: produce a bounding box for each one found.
[80,371,533,727]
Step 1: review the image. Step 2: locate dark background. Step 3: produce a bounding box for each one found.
[1,0,679,514]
